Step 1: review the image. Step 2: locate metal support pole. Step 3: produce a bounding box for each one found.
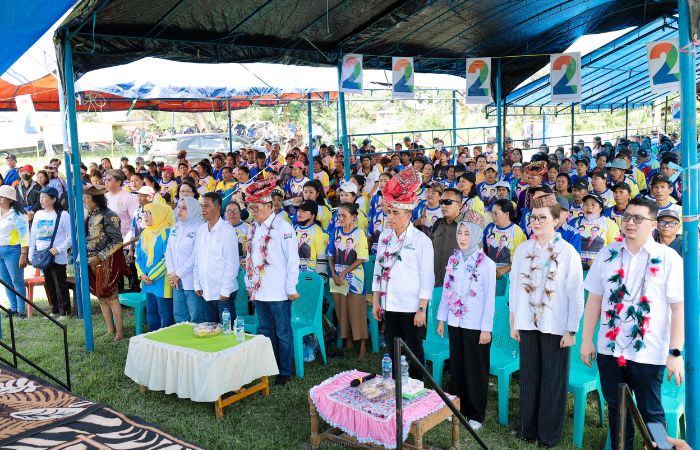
[393,337,403,450]
[307,93,313,158]
[452,90,457,157]
[570,103,575,149]
[542,109,547,145]
[495,60,502,176]
[679,1,700,445]
[664,96,669,134]
[624,97,629,140]
[227,98,233,153]
[337,63,351,181]
[336,98,340,146]
[63,36,94,352]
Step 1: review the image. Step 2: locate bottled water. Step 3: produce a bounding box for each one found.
[400,355,409,385]
[221,308,231,335]
[234,318,245,343]
[381,353,392,379]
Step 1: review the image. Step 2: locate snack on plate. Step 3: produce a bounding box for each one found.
[193,322,223,337]
[358,377,395,401]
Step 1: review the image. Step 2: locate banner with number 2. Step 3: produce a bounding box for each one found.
[550,52,581,103]
[392,57,415,99]
[646,39,681,94]
[464,58,492,104]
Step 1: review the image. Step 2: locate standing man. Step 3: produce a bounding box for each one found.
[372,167,434,379]
[431,187,463,286]
[104,169,139,241]
[244,177,300,385]
[4,154,19,186]
[581,197,684,450]
[192,192,239,324]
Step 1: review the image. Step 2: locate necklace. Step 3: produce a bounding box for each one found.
[375,227,408,314]
[444,250,486,318]
[245,214,278,301]
[520,236,561,328]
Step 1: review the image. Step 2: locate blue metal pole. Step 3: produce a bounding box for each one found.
[64,37,94,352]
[542,109,546,145]
[495,60,503,176]
[337,63,351,181]
[571,103,575,149]
[307,93,313,158]
[336,97,340,147]
[227,98,233,153]
[679,1,700,445]
[452,90,457,161]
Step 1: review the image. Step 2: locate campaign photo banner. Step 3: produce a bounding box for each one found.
[646,39,681,93]
[465,57,492,104]
[392,57,415,99]
[550,52,581,103]
[340,54,363,94]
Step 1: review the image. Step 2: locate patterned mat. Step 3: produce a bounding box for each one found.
[0,364,204,449]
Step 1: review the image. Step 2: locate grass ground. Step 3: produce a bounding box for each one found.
[0,296,613,450]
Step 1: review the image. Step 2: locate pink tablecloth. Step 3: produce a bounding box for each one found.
[309,370,453,449]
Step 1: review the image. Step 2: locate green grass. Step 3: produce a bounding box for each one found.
[0,298,612,450]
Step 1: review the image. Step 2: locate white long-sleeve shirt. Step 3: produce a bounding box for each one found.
[193,218,239,301]
[165,221,200,291]
[509,234,584,336]
[28,210,71,265]
[437,249,496,331]
[372,223,435,313]
[245,212,300,302]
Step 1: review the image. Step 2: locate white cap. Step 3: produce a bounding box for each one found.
[0,185,17,201]
[339,181,358,194]
[135,186,156,196]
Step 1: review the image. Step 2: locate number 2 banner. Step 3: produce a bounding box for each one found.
[646,39,681,94]
[392,57,415,99]
[340,54,363,94]
[465,58,492,104]
[550,52,581,103]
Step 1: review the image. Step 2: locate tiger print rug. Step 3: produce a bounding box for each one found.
[0,364,204,449]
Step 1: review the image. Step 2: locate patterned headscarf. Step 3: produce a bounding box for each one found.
[140,203,175,266]
[457,210,485,258]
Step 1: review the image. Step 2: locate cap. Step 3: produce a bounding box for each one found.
[512,163,523,169]
[460,171,476,184]
[292,161,305,169]
[555,195,570,210]
[657,208,681,221]
[606,158,628,170]
[135,157,145,164]
[575,158,589,165]
[612,182,631,193]
[297,200,319,216]
[650,174,673,187]
[590,169,608,180]
[637,149,649,158]
[40,187,59,198]
[582,192,605,208]
[19,164,34,174]
[485,163,497,172]
[495,180,511,190]
[162,165,174,174]
[0,185,16,201]
[362,138,372,146]
[120,156,129,162]
[572,179,589,191]
[135,186,156,196]
[5,154,16,161]
[339,181,358,195]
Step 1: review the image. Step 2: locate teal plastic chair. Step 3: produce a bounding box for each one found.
[423,287,449,387]
[568,324,605,448]
[292,272,327,379]
[233,269,258,334]
[489,292,519,425]
[495,274,510,298]
[364,257,379,354]
[118,292,147,335]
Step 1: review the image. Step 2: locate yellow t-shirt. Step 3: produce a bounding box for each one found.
[295,223,329,272]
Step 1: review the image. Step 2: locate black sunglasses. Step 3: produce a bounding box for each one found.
[439,199,459,206]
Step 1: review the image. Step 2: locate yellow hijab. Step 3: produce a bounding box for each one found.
[141,203,175,265]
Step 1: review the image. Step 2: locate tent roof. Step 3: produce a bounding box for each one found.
[55,0,674,95]
[503,16,698,110]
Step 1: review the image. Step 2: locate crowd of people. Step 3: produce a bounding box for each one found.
[0,130,691,449]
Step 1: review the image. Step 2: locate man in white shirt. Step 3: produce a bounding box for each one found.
[104,169,139,241]
[372,167,434,379]
[244,178,300,385]
[193,192,239,324]
[581,197,684,450]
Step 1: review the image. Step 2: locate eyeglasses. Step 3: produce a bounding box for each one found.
[620,213,655,224]
[528,214,550,223]
[658,220,679,228]
[439,199,459,206]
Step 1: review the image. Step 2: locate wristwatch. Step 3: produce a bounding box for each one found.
[568,331,577,336]
[669,348,682,357]
[417,306,426,313]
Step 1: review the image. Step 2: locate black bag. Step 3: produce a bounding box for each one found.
[32,211,61,270]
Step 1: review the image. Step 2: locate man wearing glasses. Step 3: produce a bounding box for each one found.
[654,209,682,256]
[580,197,684,450]
[430,188,463,286]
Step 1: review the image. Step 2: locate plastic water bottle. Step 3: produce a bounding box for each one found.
[221,308,231,335]
[381,353,392,379]
[400,355,409,385]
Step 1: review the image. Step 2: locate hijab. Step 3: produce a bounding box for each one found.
[141,202,175,265]
[456,219,483,259]
[178,197,203,224]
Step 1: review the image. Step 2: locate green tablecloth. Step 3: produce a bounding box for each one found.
[145,323,251,353]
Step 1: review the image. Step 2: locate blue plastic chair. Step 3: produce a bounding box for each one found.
[233,269,258,334]
[364,257,379,354]
[489,292,519,425]
[118,292,147,335]
[423,287,449,387]
[495,274,510,298]
[291,272,327,379]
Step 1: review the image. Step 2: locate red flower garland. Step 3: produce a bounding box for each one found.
[245,216,277,301]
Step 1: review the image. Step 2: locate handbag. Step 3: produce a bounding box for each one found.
[32,211,61,270]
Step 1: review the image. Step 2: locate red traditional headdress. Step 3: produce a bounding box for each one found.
[382,166,422,210]
[524,162,547,177]
[244,177,278,203]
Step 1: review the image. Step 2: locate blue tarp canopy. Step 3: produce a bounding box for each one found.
[502,16,699,111]
[0,0,75,76]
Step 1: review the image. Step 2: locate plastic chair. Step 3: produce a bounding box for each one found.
[489,292,520,425]
[118,292,147,335]
[291,272,326,379]
[233,269,258,334]
[423,287,449,387]
[495,273,510,298]
[25,268,45,317]
[364,257,379,354]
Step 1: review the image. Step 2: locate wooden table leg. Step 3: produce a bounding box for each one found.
[413,423,424,450]
[138,384,146,394]
[214,397,224,420]
[308,395,321,449]
[451,414,460,450]
[262,376,270,396]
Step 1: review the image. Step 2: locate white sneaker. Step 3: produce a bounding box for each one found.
[468,420,482,431]
[57,315,69,321]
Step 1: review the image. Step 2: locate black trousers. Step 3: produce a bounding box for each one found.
[518,330,570,447]
[448,326,490,422]
[597,354,666,450]
[384,311,425,380]
[44,263,70,316]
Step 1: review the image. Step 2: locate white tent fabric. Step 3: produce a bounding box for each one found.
[74,57,466,99]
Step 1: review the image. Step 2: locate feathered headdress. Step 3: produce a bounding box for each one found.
[244,177,278,203]
[382,166,422,210]
[525,162,547,178]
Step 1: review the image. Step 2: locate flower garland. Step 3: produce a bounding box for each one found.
[245,215,277,301]
[444,250,485,318]
[521,236,560,328]
[375,229,407,315]
[603,245,660,367]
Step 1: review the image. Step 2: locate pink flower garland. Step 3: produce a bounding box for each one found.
[375,232,406,315]
[245,219,275,301]
[444,251,485,319]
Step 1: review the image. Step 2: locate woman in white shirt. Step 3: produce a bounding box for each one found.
[29,187,71,318]
[509,193,584,448]
[0,185,29,317]
[436,211,496,430]
[166,197,205,323]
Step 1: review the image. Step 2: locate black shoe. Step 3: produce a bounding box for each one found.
[275,375,290,386]
[17,312,27,319]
